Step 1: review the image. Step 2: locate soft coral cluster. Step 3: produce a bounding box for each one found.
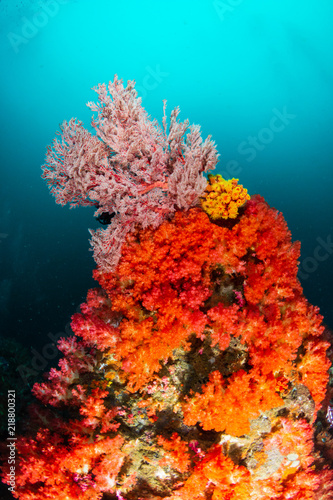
[182,369,284,436]
[4,195,332,499]
[2,78,332,499]
[11,427,125,500]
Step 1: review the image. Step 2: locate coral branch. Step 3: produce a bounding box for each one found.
[42,75,219,272]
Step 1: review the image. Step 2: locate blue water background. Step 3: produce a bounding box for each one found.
[0,0,332,352]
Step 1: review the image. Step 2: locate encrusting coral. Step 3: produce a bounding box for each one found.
[2,76,333,499]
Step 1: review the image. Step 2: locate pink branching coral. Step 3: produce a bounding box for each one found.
[41,75,218,271]
[2,77,333,499]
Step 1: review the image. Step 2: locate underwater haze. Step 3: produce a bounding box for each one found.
[0,0,332,356]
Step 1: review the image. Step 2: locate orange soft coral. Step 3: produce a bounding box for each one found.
[182,369,284,436]
[157,433,192,473]
[4,194,332,500]
[168,445,251,500]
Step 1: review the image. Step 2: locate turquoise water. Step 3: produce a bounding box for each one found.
[0,0,332,349]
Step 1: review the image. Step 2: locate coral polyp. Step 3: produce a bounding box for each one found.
[200,174,250,220]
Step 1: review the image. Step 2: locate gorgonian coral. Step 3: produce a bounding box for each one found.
[41,76,218,272]
[2,77,332,499]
